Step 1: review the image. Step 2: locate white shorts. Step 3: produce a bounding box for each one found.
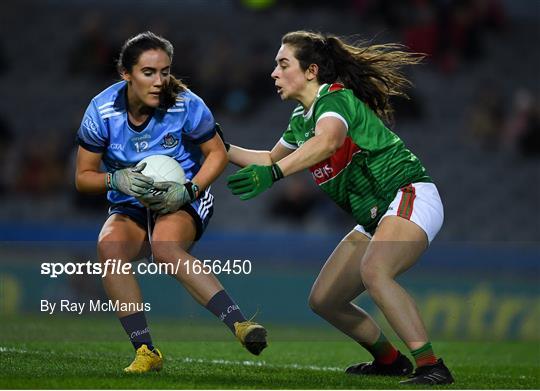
[354,182,444,244]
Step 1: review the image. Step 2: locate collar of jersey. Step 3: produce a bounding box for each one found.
[303,84,328,121]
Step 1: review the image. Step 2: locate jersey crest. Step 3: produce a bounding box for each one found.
[161,133,179,148]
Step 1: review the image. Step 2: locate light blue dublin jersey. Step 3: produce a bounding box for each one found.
[77,81,216,206]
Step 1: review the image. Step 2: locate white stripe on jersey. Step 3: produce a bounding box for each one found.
[317,112,349,130]
[101,111,125,119]
[97,102,114,110]
[279,137,298,150]
[168,108,185,112]
[99,107,116,114]
[291,111,304,118]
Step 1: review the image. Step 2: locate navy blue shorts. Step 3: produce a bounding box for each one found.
[108,189,214,241]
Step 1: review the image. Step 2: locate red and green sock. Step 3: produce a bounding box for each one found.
[362,332,399,364]
[411,342,437,367]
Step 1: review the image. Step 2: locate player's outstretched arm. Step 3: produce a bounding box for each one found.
[228,145,272,167]
[215,123,292,168]
[228,141,293,168]
[226,118,346,201]
[277,117,346,177]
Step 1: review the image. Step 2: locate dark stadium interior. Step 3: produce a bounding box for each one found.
[0,3,539,388]
[0,0,537,242]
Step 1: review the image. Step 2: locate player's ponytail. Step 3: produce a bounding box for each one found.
[282,31,424,123]
[160,75,187,109]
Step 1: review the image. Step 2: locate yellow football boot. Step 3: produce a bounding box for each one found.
[234,321,268,355]
[123,344,163,374]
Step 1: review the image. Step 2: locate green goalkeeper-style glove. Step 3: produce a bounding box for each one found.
[139,181,198,215]
[106,163,154,197]
[227,164,284,200]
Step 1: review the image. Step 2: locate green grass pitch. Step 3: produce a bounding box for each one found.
[1,315,539,389]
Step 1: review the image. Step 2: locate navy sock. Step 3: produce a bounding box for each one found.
[119,311,154,351]
[206,290,247,333]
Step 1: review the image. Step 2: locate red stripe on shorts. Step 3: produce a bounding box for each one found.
[397,184,416,220]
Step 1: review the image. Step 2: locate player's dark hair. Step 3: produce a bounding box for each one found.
[282,31,424,123]
[117,31,186,109]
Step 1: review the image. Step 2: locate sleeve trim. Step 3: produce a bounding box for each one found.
[191,128,217,145]
[317,112,349,130]
[279,137,298,150]
[77,136,106,153]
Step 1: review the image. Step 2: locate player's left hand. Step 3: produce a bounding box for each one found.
[227,164,283,200]
[139,181,196,215]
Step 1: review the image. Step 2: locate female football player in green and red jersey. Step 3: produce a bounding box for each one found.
[226,31,454,385]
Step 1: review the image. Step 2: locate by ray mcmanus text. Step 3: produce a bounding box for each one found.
[41,299,151,315]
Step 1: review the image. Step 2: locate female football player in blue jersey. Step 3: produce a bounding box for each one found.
[225,31,453,385]
[75,31,266,373]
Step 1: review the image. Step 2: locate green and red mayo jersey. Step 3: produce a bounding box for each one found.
[280,83,431,234]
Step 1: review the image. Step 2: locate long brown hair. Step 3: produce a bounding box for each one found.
[117,31,187,109]
[282,31,424,123]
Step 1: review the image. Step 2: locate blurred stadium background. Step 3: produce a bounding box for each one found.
[0,0,538,345]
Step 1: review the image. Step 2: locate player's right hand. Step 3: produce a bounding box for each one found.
[227,164,283,200]
[109,163,154,197]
